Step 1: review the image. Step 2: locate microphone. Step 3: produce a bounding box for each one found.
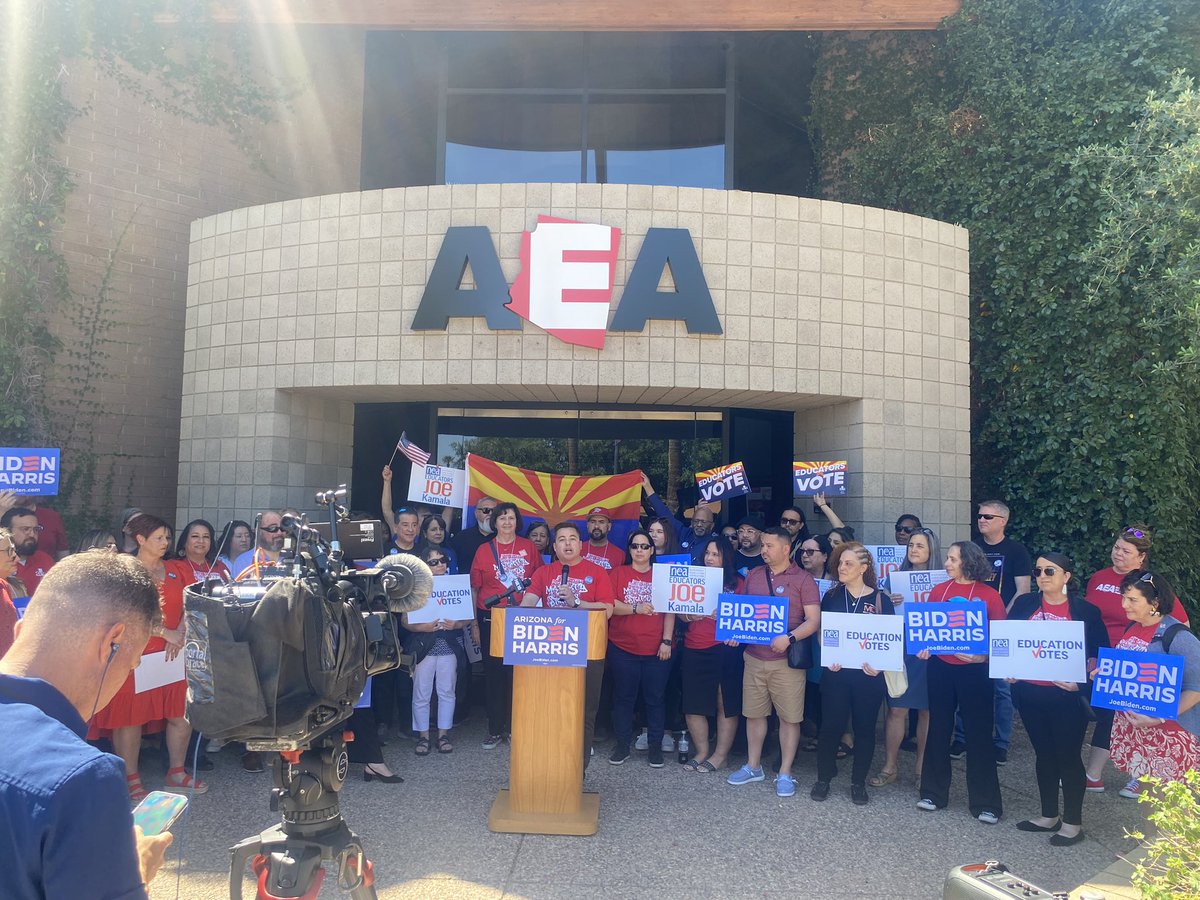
[314,486,347,506]
[373,553,434,614]
[483,576,532,609]
[561,564,570,585]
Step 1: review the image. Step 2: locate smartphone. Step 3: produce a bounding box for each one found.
[132,791,189,836]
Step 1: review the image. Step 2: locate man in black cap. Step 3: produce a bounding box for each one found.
[733,515,766,575]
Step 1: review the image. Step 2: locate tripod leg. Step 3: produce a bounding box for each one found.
[229,835,262,900]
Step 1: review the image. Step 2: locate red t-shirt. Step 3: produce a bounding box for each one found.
[581,541,625,571]
[469,537,542,611]
[926,579,1007,664]
[525,558,616,609]
[1086,567,1190,647]
[1026,597,1071,686]
[740,563,820,662]
[34,507,68,558]
[685,575,744,650]
[608,566,665,656]
[16,551,55,595]
[0,580,17,659]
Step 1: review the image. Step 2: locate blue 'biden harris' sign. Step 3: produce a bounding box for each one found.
[714,594,788,645]
[503,608,589,668]
[1090,648,1183,720]
[0,447,59,495]
[904,601,990,655]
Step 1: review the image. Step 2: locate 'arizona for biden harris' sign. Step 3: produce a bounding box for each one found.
[503,609,589,668]
[904,601,990,655]
[1090,648,1183,720]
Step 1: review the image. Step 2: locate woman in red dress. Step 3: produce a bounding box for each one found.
[92,513,208,800]
[1107,570,1200,793]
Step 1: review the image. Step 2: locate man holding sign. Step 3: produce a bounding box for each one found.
[1001,554,1108,845]
[726,527,820,798]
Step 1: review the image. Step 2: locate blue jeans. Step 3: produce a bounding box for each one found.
[608,644,671,748]
[954,678,1013,752]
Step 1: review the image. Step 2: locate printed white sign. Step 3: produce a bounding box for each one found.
[136,650,185,693]
[819,611,905,672]
[888,569,952,605]
[865,545,907,584]
[408,464,466,508]
[988,619,1087,683]
[407,574,474,624]
[650,563,724,615]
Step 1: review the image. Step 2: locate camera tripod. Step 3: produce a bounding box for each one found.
[229,732,378,900]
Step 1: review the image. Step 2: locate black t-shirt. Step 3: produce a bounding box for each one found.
[734,550,765,576]
[450,525,489,568]
[973,535,1032,606]
[819,584,896,617]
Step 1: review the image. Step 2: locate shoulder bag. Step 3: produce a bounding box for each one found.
[770,568,812,669]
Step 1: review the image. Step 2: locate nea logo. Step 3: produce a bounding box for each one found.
[412,214,722,349]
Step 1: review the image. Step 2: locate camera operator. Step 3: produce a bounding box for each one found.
[231,510,286,580]
[0,552,173,899]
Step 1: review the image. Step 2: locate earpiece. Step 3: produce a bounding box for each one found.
[109,642,120,658]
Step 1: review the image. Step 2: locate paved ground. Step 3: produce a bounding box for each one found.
[147,716,1146,899]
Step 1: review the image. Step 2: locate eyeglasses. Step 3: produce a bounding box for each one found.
[427,557,449,566]
[477,507,495,515]
[104,541,119,549]
[260,525,283,533]
[629,542,652,550]
[1123,528,1146,539]
[896,525,916,534]
[1033,566,1059,577]
[780,517,802,526]
[977,514,1005,521]
[1,544,16,556]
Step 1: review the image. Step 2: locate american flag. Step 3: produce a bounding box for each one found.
[396,432,431,467]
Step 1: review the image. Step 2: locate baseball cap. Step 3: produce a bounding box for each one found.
[586,507,611,521]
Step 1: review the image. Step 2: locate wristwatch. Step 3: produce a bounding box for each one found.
[571,597,580,608]
[787,633,797,645]
[660,639,672,647]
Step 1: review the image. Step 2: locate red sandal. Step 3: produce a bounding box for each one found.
[127,773,147,803]
[164,767,209,795]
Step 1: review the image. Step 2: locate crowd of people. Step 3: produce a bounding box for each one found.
[2,476,1198,859]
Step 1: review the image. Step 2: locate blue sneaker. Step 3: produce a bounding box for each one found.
[727,764,765,786]
[775,773,797,797]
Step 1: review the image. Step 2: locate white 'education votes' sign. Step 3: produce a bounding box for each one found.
[988,619,1087,682]
[820,611,905,672]
[406,574,473,624]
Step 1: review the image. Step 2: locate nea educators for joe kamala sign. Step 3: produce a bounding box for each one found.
[412,216,721,350]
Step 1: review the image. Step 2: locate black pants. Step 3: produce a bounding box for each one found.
[477,616,512,736]
[1089,707,1114,751]
[346,707,384,765]
[608,645,671,748]
[1014,682,1089,825]
[817,668,886,785]
[922,658,1002,817]
[583,658,605,771]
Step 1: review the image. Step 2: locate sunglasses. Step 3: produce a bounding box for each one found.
[478,507,495,515]
[977,514,1005,521]
[629,542,652,551]
[896,525,916,534]
[427,557,449,566]
[260,525,283,533]
[799,548,820,555]
[1123,528,1146,539]
[1033,566,1060,577]
[780,517,802,525]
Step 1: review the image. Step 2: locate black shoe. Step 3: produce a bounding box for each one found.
[1049,830,1085,847]
[1016,819,1061,833]
[363,766,404,784]
[995,748,1008,766]
[810,780,830,801]
[241,751,265,773]
[851,783,869,806]
[609,744,631,766]
[949,741,966,760]
[900,737,917,753]
[648,746,665,768]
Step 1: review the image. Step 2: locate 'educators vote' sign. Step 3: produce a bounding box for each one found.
[1090,648,1182,720]
[503,609,589,668]
[904,601,990,655]
[695,462,749,503]
[714,594,788,645]
[792,460,847,497]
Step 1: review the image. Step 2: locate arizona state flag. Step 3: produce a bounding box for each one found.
[464,454,644,539]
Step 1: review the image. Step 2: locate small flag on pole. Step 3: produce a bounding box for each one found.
[396,432,431,468]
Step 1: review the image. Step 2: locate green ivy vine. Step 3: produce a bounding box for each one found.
[810,0,1200,606]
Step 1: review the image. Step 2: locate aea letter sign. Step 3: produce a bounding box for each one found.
[412,218,721,349]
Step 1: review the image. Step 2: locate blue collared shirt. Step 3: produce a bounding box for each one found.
[0,674,145,899]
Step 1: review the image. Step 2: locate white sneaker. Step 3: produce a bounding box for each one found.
[634,731,648,751]
[661,733,677,752]
[206,739,226,753]
[1118,778,1141,799]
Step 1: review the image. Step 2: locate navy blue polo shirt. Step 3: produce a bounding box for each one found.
[0,674,145,899]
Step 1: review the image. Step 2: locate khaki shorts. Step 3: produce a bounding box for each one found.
[742,654,807,723]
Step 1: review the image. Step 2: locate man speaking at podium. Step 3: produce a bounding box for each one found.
[522,522,615,770]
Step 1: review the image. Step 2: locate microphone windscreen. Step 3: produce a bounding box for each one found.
[377,553,434,614]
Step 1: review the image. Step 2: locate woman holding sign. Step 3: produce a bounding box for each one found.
[811,543,894,805]
[1106,571,1200,793]
[1007,554,1107,846]
[680,534,744,773]
[917,541,1006,824]
[608,529,675,767]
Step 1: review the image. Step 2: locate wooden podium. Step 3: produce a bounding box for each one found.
[487,607,608,836]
